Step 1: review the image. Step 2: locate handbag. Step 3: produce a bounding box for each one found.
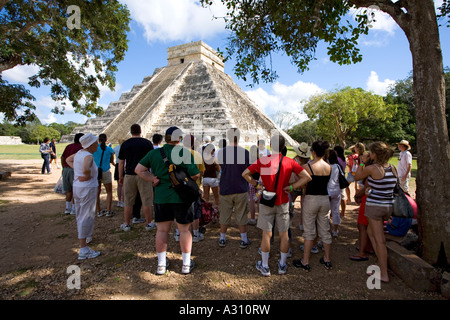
[54,175,64,194]
[259,155,283,208]
[391,166,414,219]
[337,165,350,189]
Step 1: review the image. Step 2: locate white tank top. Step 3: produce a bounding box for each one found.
[73,150,98,188]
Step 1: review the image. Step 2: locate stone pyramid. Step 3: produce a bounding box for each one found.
[62,41,297,147]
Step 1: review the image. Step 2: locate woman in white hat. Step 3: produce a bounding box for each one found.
[397,140,412,194]
[66,133,101,260]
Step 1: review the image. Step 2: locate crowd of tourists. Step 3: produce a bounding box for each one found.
[53,124,414,281]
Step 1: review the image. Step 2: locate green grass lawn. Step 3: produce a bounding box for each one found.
[0,143,70,160]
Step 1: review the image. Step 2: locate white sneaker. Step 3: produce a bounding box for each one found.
[145,222,157,231]
[174,233,180,242]
[70,207,76,215]
[256,261,271,277]
[181,259,194,274]
[120,223,131,232]
[156,258,169,275]
[86,237,92,244]
[64,208,71,214]
[193,233,204,243]
[97,210,106,217]
[78,247,100,260]
[132,217,145,224]
[278,260,288,275]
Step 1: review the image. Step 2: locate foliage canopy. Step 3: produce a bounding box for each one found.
[0,0,131,125]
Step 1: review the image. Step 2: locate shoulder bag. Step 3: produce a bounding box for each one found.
[337,165,350,189]
[259,155,284,208]
[97,148,105,180]
[391,165,414,219]
[160,147,201,205]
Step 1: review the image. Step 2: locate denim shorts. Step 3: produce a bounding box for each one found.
[203,177,219,188]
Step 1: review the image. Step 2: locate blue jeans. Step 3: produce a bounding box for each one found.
[41,153,50,173]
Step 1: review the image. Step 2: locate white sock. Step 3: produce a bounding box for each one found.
[280,251,289,266]
[182,252,191,266]
[240,232,248,242]
[261,251,270,268]
[66,201,72,210]
[157,251,166,266]
[220,233,226,241]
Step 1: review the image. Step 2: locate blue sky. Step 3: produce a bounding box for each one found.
[2,0,450,127]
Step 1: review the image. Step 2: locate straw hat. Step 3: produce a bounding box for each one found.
[397,139,411,150]
[79,133,98,149]
[293,142,312,159]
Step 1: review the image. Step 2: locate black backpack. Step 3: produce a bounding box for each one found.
[160,147,201,205]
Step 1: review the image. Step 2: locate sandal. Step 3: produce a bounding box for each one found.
[320,257,332,270]
[293,258,311,272]
[349,255,369,262]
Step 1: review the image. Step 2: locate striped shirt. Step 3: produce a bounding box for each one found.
[367,165,397,206]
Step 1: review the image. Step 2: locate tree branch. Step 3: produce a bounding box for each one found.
[349,0,411,30]
[14,20,52,39]
[0,54,23,73]
[311,0,326,33]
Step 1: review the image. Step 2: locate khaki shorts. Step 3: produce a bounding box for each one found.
[123,174,154,207]
[219,192,249,226]
[62,167,74,192]
[99,170,112,184]
[302,195,332,244]
[257,202,290,232]
[364,202,392,221]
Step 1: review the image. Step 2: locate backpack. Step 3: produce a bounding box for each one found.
[200,200,219,226]
[160,147,201,205]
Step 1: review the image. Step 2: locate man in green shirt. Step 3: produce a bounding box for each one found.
[135,126,200,275]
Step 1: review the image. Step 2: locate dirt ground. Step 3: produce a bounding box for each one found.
[0,159,446,301]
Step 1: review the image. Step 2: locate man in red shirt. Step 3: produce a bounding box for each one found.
[61,133,84,214]
[242,134,311,276]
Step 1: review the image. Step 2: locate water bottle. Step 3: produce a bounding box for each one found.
[254,189,263,201]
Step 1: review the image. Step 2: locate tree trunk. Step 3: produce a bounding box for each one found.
[402,1,450,265]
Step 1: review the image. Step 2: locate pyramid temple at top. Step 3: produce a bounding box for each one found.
[61,41,297,147]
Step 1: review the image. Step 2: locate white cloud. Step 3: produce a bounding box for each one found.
[245,80,325,121]
[366,8,397,35]
[121,0,227,43]
[2,64,39,84]
[350,6,398,35]
[366,71,395,95]
[349,6,398,47]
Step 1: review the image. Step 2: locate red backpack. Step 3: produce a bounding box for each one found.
[200,201,219,226]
